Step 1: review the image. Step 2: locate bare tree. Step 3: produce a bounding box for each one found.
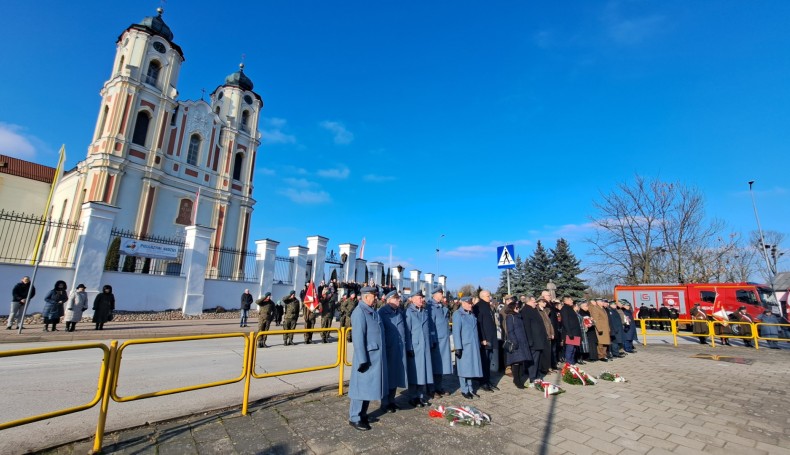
[750,230,787,283]
[457,284,477,298]
[587,175,745,284]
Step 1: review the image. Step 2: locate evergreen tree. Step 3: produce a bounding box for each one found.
[105,237,121,271]
[550,238,587,299]
[525,241,557,297]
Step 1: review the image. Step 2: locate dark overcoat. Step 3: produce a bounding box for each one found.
[608,307,624,344]
[473,301,497,349]
[348,302,388,401]
[503,312,532,365]
[520,306,548,351]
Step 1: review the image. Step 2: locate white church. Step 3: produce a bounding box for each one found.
[50,8,261,266]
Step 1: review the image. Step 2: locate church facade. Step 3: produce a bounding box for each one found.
[51,8,261,268]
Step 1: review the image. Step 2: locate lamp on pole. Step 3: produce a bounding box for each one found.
[748,181,778,308]
[436,234,445,288]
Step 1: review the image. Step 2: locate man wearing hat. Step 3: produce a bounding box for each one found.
[756,309,781,349]
[405,290,434,407]
[428,287,452,397]
[474,290,499,391]
[379,290,407,412]
[620,300,637,353]
[282,290,301,346]
[348,286,387,431]
[319,287,337,343]
[607,300,625,358]
[256,292,275,348]
[734,306,755,347]
[453,296,483,399]
[63,283,88,332]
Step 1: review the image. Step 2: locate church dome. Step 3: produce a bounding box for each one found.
[224,63,254,91]
[139,8,174,42]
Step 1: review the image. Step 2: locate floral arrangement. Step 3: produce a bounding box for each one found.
[561,362,597,386]
[534,380,565,397]
[429,405,491,427]
[597,371,627,382]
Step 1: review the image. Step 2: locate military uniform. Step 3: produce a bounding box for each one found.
[256,293,275,347]
[303,299,318,344]
[319,291,336,343]
[282,292,301,345]
[342,295,358,342]
[428,289,452,396]
[348,286,387,431]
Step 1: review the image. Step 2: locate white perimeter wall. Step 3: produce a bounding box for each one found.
[0,263,75,314]
[102,271,184,312]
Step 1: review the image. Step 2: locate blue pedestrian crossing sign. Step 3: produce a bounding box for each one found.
[497,244,516,269]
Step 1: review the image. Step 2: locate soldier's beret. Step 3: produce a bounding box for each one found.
[289,290,296,295]
[360,286,377,295]
[264,292,272,297]
[460,296,472,303]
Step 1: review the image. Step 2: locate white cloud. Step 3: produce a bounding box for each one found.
[0,122,38,160]
[257,167,275,176]
[278,188,331,204]
[261,117,296,145]
[282,177,316,189]
[319,121,354,145]
[363,174,396,183]
[317,166,350,179]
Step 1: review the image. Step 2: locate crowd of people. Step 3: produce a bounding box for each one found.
[6,276,115,332]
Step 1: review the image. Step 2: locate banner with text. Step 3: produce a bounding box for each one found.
[119,237,180,260]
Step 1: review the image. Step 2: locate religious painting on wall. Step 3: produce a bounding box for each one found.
[175,198,193,225]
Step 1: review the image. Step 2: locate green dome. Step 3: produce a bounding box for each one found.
[139,8,174,42]
[224,63,254,91]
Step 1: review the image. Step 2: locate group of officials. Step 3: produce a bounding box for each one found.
[347,286,497,431]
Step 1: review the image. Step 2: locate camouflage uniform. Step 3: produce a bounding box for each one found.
[256,295,275,348]
[282,294,301,345]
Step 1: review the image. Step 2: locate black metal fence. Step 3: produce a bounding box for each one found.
[274,256,294,285]
[105,228,185,276]
[0,210,82,267]
[205,246,258,282]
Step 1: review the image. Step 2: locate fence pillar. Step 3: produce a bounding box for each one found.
[425,273,435,295]
[355,258,368,284]
[181,225,214,315]
[409,269,421,295]
[255,239,279,299]
[289,245,309,295]
[307,235,329,284]
[338,243,357,282]
[437,275,447,293]
[70,202,120,307]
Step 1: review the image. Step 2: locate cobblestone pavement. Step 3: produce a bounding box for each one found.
[40,342,790,455]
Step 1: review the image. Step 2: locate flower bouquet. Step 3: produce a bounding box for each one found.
[597,371,627,383]
[561,362,597,386]
[429,405,491,427]
[534,380,565,398]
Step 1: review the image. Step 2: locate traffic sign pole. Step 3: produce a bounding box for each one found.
[507,269,511,295]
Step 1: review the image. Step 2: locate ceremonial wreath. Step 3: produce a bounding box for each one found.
[429,405,491,427]
[561,362,597,385]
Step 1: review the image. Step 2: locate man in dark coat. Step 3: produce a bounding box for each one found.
[608,301,625,357]
[8,276,35,330]
[648,305,659,329]
[658,303,671,331]
[472,290,499,391]
[240,289,253,328]
[560,296,583,365]
[520,296,548,384]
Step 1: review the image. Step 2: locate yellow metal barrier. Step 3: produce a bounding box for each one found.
[638,318,675,346]
[671,319,714,347]
[343,327,353,367]
[710,321,756,348]
[110,332,250,402]
[249,327,343,379]
[754,323,790,349]
[0,343,111,431]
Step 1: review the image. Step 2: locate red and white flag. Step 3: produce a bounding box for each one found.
[304,281,319,312]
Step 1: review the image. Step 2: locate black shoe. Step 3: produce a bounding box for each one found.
[43,327,49,332]
[362,416,379,424]
[599,358,608,362]
[613,354,625,358]
[349,421,371,431]
[480,384,493,392]
[577,360,586,365]
[409,398,424,407]
[5,326,11,330]
[462,392,474,399]
[488,383,500,391]
[420,398,431,407]
[471,390,480,397]
[434,388,447,396]
[386,403,399,413]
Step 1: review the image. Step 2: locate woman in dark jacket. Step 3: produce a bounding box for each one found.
[93,285,115,330]
[43,280,68,331]
[502,300,532,389]
[560,298,583,365]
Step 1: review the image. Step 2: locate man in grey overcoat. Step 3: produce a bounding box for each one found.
[452,297,483,399]
[348,286,387,431]
[428,287,452,397]
[378,289,408,412]
[405,290,435,407]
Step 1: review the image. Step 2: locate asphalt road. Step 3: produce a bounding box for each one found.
[0,335,350,454]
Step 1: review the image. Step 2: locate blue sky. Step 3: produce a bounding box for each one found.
[1,1,788,290]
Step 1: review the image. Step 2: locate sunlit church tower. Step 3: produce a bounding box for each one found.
[53,8,262,271]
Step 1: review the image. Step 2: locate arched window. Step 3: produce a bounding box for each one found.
[117,55,125,75]
[145,60,161,86]
[240,110,249,132]
[132,111,151,146]
[98,105,109,139]
[232,152,244,181]
[187,134,201,166]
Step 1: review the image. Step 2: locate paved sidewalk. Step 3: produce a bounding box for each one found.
[39,342,790,455]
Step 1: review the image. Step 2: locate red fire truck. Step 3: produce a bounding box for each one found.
[614,282,780,326]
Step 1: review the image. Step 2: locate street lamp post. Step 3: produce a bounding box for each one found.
[748,181,779,306]
[436,234,445,289]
